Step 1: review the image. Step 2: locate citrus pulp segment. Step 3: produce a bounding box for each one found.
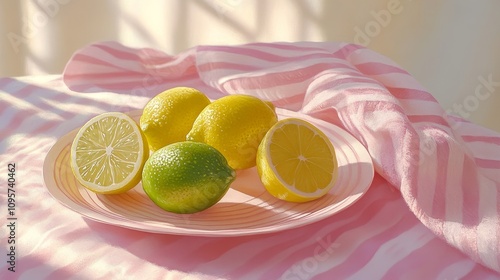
[70,112,148,194]
[256,118,338,202]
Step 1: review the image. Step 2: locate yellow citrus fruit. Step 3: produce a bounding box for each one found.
[256,118,338,202]
[70,112,149,194]
[142,141,236,214]
[139,87,211,151]
[186,94,277,170]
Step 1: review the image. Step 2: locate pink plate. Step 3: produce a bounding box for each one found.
[43,108,374,236]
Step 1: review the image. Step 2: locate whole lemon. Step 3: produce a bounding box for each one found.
[186,94,277,170]
[140,87,210,151]
[142,141,236,214]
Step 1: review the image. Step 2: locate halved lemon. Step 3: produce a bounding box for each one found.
[256,118,338,202]
[70,112,149,194]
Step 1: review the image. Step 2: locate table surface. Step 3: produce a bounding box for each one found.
[0,74,497,280]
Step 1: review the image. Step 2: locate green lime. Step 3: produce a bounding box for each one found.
[142,141,236,214]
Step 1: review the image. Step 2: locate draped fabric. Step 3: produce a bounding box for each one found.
[1,41,499,279]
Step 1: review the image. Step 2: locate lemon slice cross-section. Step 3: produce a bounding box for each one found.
[257,118,338,202]
[70,112,149,194]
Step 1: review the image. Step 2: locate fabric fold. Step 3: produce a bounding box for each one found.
[63,41,500,272]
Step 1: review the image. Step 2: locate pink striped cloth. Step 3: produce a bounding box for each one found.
[1,41,499,279]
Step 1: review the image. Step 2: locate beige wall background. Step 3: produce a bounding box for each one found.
[1,0,499,132]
